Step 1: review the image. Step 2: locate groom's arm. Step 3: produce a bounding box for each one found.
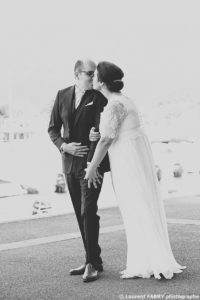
[87,92,107,163]
[48,91,65,150]
[48,92,89,157]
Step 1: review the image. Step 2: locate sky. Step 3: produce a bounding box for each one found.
[0,0,200,115]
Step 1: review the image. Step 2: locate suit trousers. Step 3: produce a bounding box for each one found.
[65,167,104,267]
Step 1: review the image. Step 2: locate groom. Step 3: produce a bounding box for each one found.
[48,59,109,282]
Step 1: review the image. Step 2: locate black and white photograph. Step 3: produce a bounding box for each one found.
[0,0,200,299]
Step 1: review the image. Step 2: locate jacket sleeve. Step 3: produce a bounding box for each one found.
[87,92,108,163]
[48,91,65,150]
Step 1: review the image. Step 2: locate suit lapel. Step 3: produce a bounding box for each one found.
[66,86,75,128]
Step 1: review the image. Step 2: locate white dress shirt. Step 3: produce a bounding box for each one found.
[75,85,85,109]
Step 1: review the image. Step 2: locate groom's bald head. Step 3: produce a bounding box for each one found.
[74,58,96,90]
[74,59,96,74]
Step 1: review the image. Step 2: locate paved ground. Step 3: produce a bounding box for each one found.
[0,197,200,300]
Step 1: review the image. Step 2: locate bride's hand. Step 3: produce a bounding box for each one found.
[84,164,103,189]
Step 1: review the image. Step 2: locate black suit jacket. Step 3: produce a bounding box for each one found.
[48,85,110,174]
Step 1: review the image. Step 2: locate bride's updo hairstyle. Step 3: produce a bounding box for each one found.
[97,61,124,92]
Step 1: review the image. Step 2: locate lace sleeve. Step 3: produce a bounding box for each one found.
[100,100,128,139]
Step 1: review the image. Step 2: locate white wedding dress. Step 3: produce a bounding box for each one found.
[100,94,186,279]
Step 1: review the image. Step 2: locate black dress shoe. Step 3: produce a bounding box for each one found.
[69,264,86,275]
[82,263,99,282]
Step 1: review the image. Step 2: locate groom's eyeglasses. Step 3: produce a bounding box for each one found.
[80,70,95,78]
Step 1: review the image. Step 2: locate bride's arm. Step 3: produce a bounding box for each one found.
[85,99,127,186]
[89,137,113,169]
[84,136,113,185]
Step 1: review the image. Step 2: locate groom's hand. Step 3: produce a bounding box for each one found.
[61,142,89,157]
[89,127,101,142]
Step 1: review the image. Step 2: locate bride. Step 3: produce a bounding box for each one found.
[85,61,186,279]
